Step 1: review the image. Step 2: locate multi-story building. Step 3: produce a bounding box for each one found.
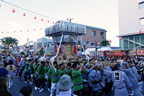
[37,38,54,54]
[55,21,107,51]
[118,0,144,49]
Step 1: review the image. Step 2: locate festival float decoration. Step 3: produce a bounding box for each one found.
[45,21,86,64]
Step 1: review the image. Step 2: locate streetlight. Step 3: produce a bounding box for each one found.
[67,18,74,23]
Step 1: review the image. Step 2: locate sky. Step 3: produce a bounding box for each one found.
[0,0,119,46]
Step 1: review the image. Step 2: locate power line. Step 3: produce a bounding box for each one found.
[0,0,60,20]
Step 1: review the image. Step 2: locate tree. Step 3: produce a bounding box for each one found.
[101,40,110,46]
[2,37,18,49]
[40,48,45,55]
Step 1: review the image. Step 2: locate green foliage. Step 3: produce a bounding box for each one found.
[40,48,45,55]
[101,40,110,46]
[21,52,25,55]
[2,37,18,49]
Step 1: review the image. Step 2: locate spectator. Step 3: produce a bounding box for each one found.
[6,60,16,88]
[0,77,12,96]
[0,62,8,78]
[57,75,75,96]
[20,85,33,96]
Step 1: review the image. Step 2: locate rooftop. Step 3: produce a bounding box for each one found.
[56,21,107,32]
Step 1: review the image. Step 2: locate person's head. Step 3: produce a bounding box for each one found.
[59,63,65,70]
[122,63,128,69]
[57,75,73,91]
[20,85,33,96]
[128,61,132,67]
[72,62,80,70]
[0,62,4,67]
[53,61,58,68]
[9,60,13,65]
[94,64,100,70]
[41,61,45,67]
[114,64,121,70]
[0,77,9,95]
[67,63,71,70]
[45,61,49,67]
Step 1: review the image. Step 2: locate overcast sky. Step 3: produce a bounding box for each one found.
[0,0,119,46]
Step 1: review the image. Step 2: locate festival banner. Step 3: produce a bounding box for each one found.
[129,49,144,56]
[89,51,104,56]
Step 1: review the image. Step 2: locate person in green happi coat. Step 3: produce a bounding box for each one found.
[35,61,45,91]
[65,63,72,77]
[48,61,59,96]
[58,63,65,77]
[72,62,85,96]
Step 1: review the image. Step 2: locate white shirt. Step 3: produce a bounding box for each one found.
[58,90,77,96]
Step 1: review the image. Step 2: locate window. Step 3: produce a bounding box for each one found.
[139,2,144,9]
[91,43,94,46]
[78,41,80,45]
[92,31,96,36]
[89,41,91,46]
[140,17,144,25]
[87,41,89,44]
[83,41,85,45]
[100,32,104,39]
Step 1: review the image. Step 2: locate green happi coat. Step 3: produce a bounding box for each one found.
[64,68,72,77]
[24,64,29,73]
[35,66,45,79]
[58,69,65,77]
[48,67,59,83]
[72,69,84,91]
[30,63,34,75]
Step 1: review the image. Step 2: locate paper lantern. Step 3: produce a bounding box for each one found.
[2,32,3,33]
[97,42,100,46]
[0,4,1,8]
[139,30,142,34]
[27,30,29,32]
[12,9,15,13]
[53,21,54,24]
[87,44,89,46]
[34,16,37,20]
[109,40,112,43]
[47,20,49,23]
[14,31,15,33]
[34,29,35,31]
[20,30,22,32]
[41,19,43,21]
[54,45,57,55]
[74,45,77,54]
[78,45,80,47]
[120,37,122,40]
[40,28,42,30]
[23,13,26,16]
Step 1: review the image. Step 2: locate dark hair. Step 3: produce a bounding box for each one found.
[0,77,11,96]
[9,60,13,65]
[53,61,57,65]
[67,63,71,66]
[59,63,64,67]
[128,61,132,64]
[20,85,32,96]
[114,64,121,70]
[72,63,79,69]
[41,61,45,65]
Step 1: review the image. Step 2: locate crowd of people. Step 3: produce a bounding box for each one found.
[0,53,144,96]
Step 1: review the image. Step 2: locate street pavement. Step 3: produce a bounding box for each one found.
[9,74,50,96]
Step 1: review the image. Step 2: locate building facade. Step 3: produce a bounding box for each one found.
[118,0,144,49]
[37,38,54,54]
